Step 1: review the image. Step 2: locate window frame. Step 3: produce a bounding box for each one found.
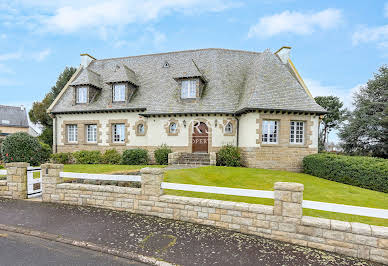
[86,124,97,143]
[169,122,177,134]
[113,83,126,102]
[181,79,197,99]
[225,122,233,134]
[112,123,125,143]
[290,121,305,144]
[76,86,88,104]
[261,120,279,144]
[67,124,78,143]
[137,123,145,135]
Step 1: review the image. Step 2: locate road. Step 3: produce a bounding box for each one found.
[0,230,147,266]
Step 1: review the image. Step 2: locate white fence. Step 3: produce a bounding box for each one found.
[0,170,7,175]
[161,182,388,219]
[59,172,141,182]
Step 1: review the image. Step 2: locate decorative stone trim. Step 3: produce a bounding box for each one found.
[218,118,237,136]
[133,120,147,136]
[81,120,102,145]
[107,119,130,145]
[62,120,83,145]
[164,118,181,136]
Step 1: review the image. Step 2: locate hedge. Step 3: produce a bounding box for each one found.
[303,153,388,193]
[73,150,102,164]
[122,149,149,165]
[154,144,172,165]
[51,152,74,164]
[100,149,121,165]
[216,145,242,167]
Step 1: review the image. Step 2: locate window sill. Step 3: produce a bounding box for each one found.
[84,142,98,145]
[260,143,279,147]
[65,142,78,145]
[111,142,126,146]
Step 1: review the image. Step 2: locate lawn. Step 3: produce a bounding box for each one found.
[164,166,388,226]
[63,164,165,174]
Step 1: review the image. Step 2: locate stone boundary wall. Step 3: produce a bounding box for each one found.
[41,164,388,264]
[0,162,29,199]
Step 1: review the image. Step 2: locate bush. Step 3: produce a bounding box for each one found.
[51,152,73,164]
[100,149,121,164]
[122,149,149,165]
[73,150,102,164]
[216,145,242,167]
[40,142,52,163]
[303,153,388,193]
[1,132,49,166]
[154,144,172,165]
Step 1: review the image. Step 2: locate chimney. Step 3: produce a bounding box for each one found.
[80,53,96,68]
[275,46,291,64]
[20,105,25,111]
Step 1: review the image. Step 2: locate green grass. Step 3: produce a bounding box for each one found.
[164,166,388,226]
[63,164,165,174]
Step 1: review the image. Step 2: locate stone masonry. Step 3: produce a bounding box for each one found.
[40,164,388,264]
[0,162,29,199]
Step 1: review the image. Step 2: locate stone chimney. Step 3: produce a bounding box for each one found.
[20,105,25,111]
[80,53,96,68]
[275,46,291,64]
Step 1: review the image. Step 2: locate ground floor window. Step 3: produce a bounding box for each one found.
[262,120,278,144]
[86,124,97,143]
[112,124,125,143]
[67,124,78,143]
[169,122,177,133]
[290,121,304,144]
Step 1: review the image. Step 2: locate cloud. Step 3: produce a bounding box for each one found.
[305,78,362,110]
[4,0,239,34]
[248,8,342,38]
[352,24,388,49]
[0,51,22,61]
[33,49,51,62]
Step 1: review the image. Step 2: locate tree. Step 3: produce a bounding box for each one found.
[29,67,77,147]
[314,96,346,150]
[339,65,388,158]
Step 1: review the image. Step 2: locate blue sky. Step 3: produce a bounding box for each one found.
[0,0,387,142]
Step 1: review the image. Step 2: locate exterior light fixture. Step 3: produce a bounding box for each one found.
[183,120,186,128]
[215,119,218,127]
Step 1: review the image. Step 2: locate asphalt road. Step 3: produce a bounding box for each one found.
[0,230,147,266]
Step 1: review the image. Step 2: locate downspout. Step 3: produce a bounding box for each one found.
[236,116,240,147]
[53,115,57,153]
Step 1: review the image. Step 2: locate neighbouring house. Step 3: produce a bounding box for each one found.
[0,105,31,144]
[48,47,326,171]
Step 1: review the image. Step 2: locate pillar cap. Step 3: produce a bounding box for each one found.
[274,182,304,192]
[140,167,165,174]
[41,163,64,169]
[6,162,30,167]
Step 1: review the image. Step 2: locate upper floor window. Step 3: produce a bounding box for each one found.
[86,124,97,143]
[112,124,125,143]
[290,121,304,144]
[169,122,177,134]
[76,87,88,103]
[67,124,78,143]
[225,122,233,134]
[181,79,197,99]
[262,120,278,144]
[113,83,126,102]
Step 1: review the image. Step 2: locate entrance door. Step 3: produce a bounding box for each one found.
[192,122,208,153]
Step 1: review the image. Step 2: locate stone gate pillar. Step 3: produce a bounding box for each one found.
[41,163,64,202]
[274,182,304,218]
[140,167,164,197]
[6,162,29,199]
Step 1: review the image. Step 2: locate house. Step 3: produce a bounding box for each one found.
[0,105,31,143]
[48,47,326,171]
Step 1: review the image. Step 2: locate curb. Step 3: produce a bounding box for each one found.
[0,224,175,266]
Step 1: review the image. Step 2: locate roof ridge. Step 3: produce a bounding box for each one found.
[94,48,263,62]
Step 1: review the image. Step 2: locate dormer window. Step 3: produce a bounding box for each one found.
[113,83,126,102]
[181,79,197,99]
[76,86,88,104]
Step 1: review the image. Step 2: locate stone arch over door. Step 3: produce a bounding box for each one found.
[188,118,212,153]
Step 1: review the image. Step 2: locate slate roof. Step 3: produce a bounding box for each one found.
[70,68,103,89]
[0,105,29,127]
[51,48,326,115]
[106,64,139,86]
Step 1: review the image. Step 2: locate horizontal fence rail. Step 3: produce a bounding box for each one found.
[162,182,388,219]
[59,172,141,182]
[161,182,275,199]
[303,200,388,219]
[0,170,7,175]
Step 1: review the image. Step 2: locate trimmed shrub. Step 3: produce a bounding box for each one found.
[1,132,49,166]
[154,144,172,165]
[101,149,121,165]
[40,142,52,163]
[216,145,242,167]
[122,149,149,165]
[303,153,388,193]
[73,150,102,164]
[51,152,73,164]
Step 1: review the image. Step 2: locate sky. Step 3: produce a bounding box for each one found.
[0,0,387,142]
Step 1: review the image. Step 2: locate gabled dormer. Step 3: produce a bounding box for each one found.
[106,64,139,104]
[173,60,206,101]
[70,68,103,105]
